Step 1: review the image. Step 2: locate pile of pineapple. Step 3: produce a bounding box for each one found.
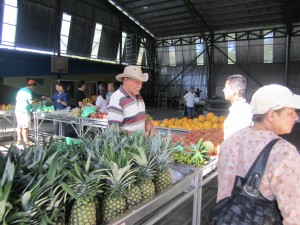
[0,125,178,225]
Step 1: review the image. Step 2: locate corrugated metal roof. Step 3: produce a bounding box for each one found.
[108,0,300,38]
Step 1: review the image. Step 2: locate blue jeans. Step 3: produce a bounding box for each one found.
[186,107,195,118]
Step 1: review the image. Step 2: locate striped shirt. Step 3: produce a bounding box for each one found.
[107,86,146,131]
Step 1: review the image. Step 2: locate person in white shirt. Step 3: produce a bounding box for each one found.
[95,90,108,113]
[223,74,253,139]
[184,86,196,119]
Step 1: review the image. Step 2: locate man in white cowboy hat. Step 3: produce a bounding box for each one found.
[107,65,156,135]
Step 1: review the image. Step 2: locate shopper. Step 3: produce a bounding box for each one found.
[43,82,69,135]
[107,65,156,136]
[95,89,108,113]
[66,83,77,109]
[184,86,196,119]
[195,88,202,98]
[217,84,300,223]
[107,82,116,99]
[223,74,253,139]
[75,80,87,108]
[15,79,37,146]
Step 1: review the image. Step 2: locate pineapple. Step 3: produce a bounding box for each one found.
[186,138,210,167]
[102,162,135,224]
[62,154,104,225]
[126,184,142,209]
[150,133,176,193]
[131,147,156,201]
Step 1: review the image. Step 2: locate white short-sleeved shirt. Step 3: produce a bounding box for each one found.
[223,99,253,139]
[95,95,107,113]
[184,92,195,107]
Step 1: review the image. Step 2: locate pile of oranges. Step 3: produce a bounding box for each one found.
[151,112,226,131]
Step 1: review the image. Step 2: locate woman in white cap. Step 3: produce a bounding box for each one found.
[107,65,156,136]
[216,84,300,224]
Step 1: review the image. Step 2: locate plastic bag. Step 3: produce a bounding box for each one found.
[31,103,43,112]
[81,106,97,118]
[42,105,55,113]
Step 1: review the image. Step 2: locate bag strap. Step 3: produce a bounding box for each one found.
[244,138,280,188]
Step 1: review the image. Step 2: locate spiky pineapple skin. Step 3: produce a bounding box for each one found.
[139,179,155,201]
[102,196,126,224]
[155,169,173,193]
[69,198,98,225]
[126,184,142,209]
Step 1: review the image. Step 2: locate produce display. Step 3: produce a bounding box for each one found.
[0,104,14,110]
[170,127,223,167]
[67,107,82,117]
[152,112,226,130]
[1,126,179,225]
[82,97,92,105]
[149,111,225,168]
[89,112,108,119]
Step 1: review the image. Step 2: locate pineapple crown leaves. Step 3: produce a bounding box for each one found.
[61,155,105,201]
[128,130,149,147]
[20,174,65,225]
[104,162,136,198]
[130,147,156,180]
[0,158,15,224]
[186,138,209,154]
[8,140,65,180]
[149,133,177,171]
[102,148,132,169]
[187,139,210,165]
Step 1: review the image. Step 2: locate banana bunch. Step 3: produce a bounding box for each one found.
[82,98,91,105]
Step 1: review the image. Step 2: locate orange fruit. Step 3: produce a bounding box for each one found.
[203,121,212,129]
[212,123,219,128]
[152,120,160,126]
[212,116,219,123]
[219,123,224,129]
[206,112,215,121]
[219,115,226,123]
[198,115,206,122]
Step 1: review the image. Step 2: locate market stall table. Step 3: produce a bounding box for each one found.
[108,158,217,225]
[34,112,81,139]
[0,110,16,141]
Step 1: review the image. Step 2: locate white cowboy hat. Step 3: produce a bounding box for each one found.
[116,65,149,82]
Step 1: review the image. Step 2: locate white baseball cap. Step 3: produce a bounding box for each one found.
[250,84,300,114]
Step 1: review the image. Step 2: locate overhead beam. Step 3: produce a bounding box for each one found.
[132,4,186,16]
[194,0,282,11]
[126,0,173,12]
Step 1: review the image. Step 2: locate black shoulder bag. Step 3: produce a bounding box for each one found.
[209,139,283,225]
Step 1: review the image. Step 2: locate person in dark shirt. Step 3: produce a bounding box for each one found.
[43,82,69,135]
[195,88,202,98]
[76,80,87,108]
[51,83,69,110]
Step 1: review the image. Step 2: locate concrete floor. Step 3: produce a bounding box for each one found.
[1,107,299,225]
